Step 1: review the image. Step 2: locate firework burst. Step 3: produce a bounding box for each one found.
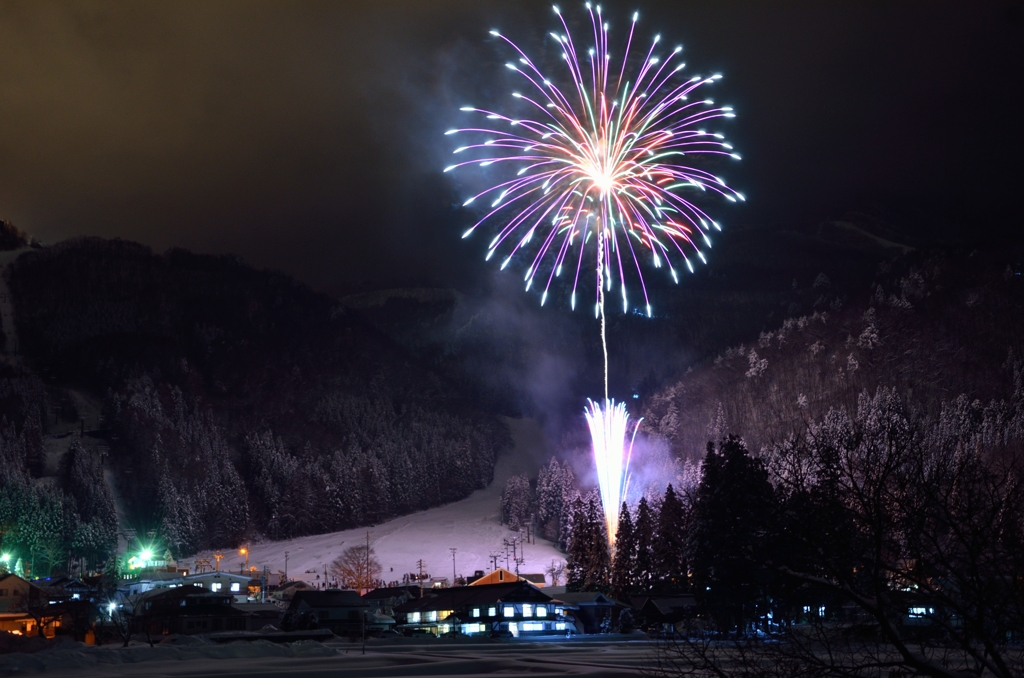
[447,3,741,546]
[446,2,743,318]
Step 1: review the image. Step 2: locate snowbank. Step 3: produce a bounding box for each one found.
[0,637,336,676]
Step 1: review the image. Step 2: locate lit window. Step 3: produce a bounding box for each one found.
[503,606,515,617]
[427,611,437,622]
[230,583,240,592]
[536,605,547,617]
[488,607,497,617]
[522,604,533,617]
[556,622,566,630]
[471,608,480,618]
[555,607,563,616]
[522,622,543,631]
[211,583,222,592]
[409,612,421,623]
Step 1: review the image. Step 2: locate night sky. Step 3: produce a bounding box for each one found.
[0,0,1020,297]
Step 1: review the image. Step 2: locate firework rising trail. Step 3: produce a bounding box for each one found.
[585,399,642,544]
[447,3,742,545]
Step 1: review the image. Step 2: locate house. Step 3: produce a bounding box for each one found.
[47,577,98,603]
[520,574,547,588]
[271,579,316,605]
[468,567,528,587]
[124,571,252,603]
[631,594,697,632]
[133,585,248,636]
[550,592,627,634]
[363,585,422,618]
[394,580,570,637]
[0,574,60,637]
[282,590,388,636]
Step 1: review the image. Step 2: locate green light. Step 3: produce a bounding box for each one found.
[0,554,9,563]
[140,549,153,561]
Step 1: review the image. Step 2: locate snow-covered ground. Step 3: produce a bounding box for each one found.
[0,635,653,677]
[191,417,567,585]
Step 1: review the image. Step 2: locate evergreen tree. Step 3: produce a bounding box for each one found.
[688,435,778,633]
[501,473,533,531]
[611,501,636,598]
[565,496,587,591]
[652,484,688,592]
[633,496,655,592]
[582,493,611,590]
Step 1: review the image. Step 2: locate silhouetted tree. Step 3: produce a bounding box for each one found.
[611,501,636,597]
[633,496,655,593]
[652,484,688,593]
[688,436,777,633]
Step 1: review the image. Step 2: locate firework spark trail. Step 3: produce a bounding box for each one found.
[447,3,741,545]
[585,399,642,545]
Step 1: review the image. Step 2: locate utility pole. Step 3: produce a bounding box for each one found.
[450,547,457,586]
[213,553,223,572]
[416,559,425,597]
[284,551,289,581]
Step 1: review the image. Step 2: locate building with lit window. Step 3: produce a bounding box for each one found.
[124,571,252,603]
[394,580,570,637]
[0,573,60,637]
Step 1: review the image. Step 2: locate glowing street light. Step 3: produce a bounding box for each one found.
[240,546,249,573]
[140,549,153,562]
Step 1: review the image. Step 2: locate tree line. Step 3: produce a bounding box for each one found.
[8,237,512,558]
[564,380,1024,678]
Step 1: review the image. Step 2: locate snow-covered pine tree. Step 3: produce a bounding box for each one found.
[582,492,610,591]
[565,495,586,591]
[611,501,636,597]
[633,496,655,593]
[652,484,688,593]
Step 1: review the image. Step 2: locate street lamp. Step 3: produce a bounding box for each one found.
[240,546,249,574]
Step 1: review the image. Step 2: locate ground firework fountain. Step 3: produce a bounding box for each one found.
[447,3,741,546]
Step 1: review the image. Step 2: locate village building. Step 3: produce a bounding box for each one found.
[393,579,569,637]
[0,573,60,637]
[132,585,283,636]
[282,590,392,636]
[124,571,253,603]
[467,567,543,587]
[549,591,627,634]
[630,594,697,633]
[362,585,422,618]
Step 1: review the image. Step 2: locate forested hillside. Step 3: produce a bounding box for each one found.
[345,217,898,421]
[644,248,1024,459]
[6,238,510,559]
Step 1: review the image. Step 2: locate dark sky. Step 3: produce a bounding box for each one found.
[0,0,1021,296]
